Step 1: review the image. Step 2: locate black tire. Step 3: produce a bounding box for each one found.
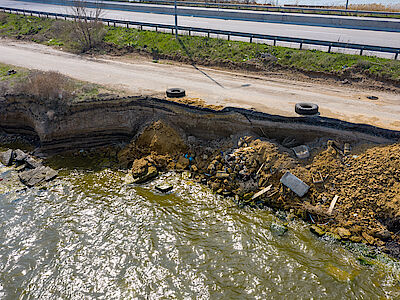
[166,88,186,98]
[295,103,319,115]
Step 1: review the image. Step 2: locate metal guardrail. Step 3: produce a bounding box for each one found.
[120,0,400,18]
[1,6,399,59]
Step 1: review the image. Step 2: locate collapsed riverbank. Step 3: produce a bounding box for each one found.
[1,92,400,258]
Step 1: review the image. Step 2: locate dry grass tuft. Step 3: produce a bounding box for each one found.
[16,71,72,101]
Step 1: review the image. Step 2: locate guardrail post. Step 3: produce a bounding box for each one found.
[273,38,277,46]
[395,52,399,60]
[250,36,253,43]
[328,44,332,53]
[227,35,230,41]
[113,22,116,27]
[299,41,303,50]
[188,30,191,36]
[360,48,364,56]
[155,26,158,32]
[107,21,109,26]
[207,31,210,38]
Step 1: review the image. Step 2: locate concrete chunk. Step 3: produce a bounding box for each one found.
[292,145,310,159]
[280,171,309,197]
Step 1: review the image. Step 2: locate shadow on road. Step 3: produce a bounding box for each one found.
[177,38,225,89]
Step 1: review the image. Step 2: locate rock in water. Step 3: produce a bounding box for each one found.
[310,225,325,237]
[155,184,173,193]
[270,222,288,236]
[0,149,13,166]
[132,166,158,184]
[19,166,58,187]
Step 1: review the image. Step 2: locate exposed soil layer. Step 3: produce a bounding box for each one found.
[1,94,400,257]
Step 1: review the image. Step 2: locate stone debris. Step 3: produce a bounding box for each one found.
[337,227,351,239]
[310,225,325,237]
[270,222,288,236]
[155,184,173,193]
[130,157,159,184]
[19,166,58,187]
[280,171,310,197]
[0,148,58,187]
[13,149,28,161]
[292,145,310,159]
[216,171,229,179]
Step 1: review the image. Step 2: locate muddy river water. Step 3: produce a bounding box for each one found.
[1,167,400,299]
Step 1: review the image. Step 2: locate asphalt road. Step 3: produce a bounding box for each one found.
[2,0,400,57]
[1,40,399,130]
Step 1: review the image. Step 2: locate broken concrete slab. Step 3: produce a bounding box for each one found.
[19,166,58,187]
[292,145,310,159]
[24,156,42,169]
[13,149,28,162]
[251,184,272,200]
[280,171,310,197]
[0,149,13,166]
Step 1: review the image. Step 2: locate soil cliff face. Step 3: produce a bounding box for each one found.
[1,94,399,154]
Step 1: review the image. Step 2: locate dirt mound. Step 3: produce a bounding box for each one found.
[135,120,188,155]
[118,120,188,167]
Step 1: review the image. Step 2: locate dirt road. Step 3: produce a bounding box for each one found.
[1,39,399,130]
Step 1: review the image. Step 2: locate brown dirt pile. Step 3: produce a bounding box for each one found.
[118,120,188,167]
[118,119,400,252]
[299,143,400,245]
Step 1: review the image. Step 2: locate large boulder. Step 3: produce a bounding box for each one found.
[129,157,158,184]
[0,149,13,166]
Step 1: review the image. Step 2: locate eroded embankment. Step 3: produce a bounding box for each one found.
[1,94,400,258]
[0,94,399,152]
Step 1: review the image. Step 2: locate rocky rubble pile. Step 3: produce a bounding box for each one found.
[0,148,58,187]
[118,119,400,255]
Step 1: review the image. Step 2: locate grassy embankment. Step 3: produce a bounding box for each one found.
[1,12,400,83]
